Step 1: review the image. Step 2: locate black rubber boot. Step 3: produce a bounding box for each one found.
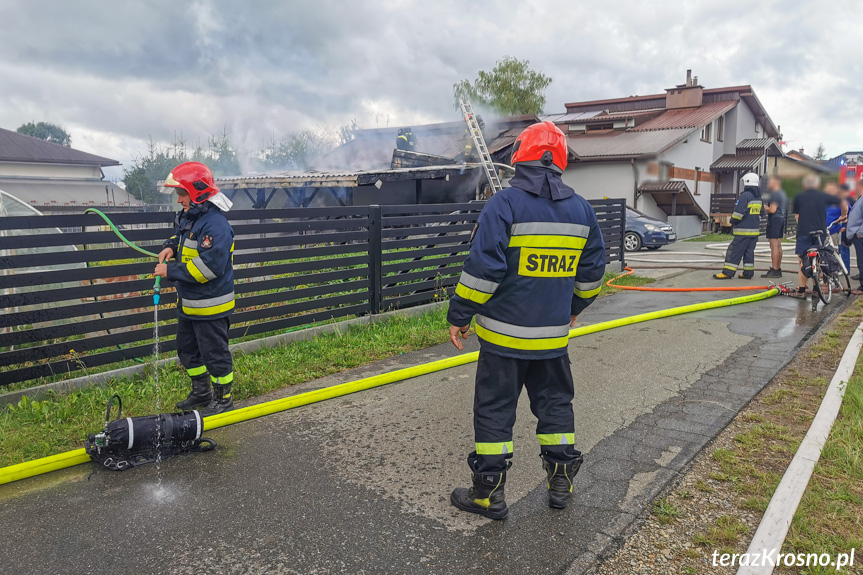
[739,273,754,280]
[201,382,234,416]
[543,455,583,509]
[450,470,509,520]
[175,374,212,410]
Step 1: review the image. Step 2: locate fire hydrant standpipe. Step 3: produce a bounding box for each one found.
[0,287,780,486]
[83,208,163,305]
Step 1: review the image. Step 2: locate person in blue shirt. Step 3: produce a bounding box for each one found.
[843,178,863,294]
[825,182,850,271]
[447,122,606,519]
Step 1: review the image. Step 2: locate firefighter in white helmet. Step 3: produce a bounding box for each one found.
[714,172,762,280]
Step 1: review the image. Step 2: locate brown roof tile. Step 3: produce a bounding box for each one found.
[567,128,693,159]
[630,101,736,131]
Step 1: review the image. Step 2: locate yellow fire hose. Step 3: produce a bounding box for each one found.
[0,288,779,486]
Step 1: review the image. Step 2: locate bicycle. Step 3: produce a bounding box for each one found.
[806,223,851,310]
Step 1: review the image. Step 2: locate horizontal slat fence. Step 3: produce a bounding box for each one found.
[590,199,625,264]
[0,200,625,387]
[710,193,796,237]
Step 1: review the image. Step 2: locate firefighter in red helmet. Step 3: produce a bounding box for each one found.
[154,162,237,415]
[448,121,606,519]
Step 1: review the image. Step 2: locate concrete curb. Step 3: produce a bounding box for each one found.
[737,321,863,575]
[0,300,448,407]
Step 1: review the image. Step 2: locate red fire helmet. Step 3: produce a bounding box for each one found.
[510,121,568,173]
[160,162,220,204]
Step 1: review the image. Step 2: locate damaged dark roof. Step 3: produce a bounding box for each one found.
[312,115,539,172]
[0,127,120,166]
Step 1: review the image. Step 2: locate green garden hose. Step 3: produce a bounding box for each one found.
[83,208,160,258]
[84,208,163,305]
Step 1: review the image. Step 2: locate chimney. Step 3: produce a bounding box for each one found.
[666,70,703,109]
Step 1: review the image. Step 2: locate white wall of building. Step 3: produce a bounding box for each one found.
[562,161,635,205]
[734,100,761,142]
[0,161,102,179]
[655,130,715,215]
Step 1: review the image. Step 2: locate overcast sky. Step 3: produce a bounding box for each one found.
[0,0,860,179]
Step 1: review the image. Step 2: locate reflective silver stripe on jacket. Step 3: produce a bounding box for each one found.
[476,315,570,339]
[458,271,499,294]
[574,278,604,292]
[181,291,235,308]
[126,418,134,449]
[732,212,744,219]
[191,256,217,280]
[183,239,198,250]
[510,222,590,237]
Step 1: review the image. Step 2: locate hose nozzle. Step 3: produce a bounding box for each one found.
[153,274,162,306]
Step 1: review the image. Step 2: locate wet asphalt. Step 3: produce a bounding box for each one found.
[0,266,843,575]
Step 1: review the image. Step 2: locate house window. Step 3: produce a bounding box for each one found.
[659,161,674,181]
[586,123,614,133]
[755,121,761,136]
[716,116,724,142]
[700,122,712,143]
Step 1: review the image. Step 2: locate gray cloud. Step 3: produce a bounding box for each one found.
[0,0,860,173]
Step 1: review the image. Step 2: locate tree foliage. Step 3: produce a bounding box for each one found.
[122,129,240,205]
[122,127,337,205]
[258,128,335,171]
[814,142,827,161]
[338,118,361,145]
[453,57,552,116]
[16,122,72,147]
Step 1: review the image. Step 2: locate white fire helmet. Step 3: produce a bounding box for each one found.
[740,172,759,188]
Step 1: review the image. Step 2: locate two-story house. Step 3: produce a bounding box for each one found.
[545,71,782,237]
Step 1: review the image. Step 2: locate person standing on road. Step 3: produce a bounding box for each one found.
[446,121,606,520]
[828,183,853,271]
[842,178,863,294]
[761,175,787,278]
[155,162,237,415]
[714,172,762,280]
[791,175,846,298]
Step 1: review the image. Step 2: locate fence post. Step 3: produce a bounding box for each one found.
[618,201,626,269]
[368,205,382,314]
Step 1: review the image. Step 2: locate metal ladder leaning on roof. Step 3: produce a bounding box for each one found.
[459,98,504,195]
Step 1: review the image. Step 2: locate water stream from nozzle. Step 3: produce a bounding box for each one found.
[153,263,163,487]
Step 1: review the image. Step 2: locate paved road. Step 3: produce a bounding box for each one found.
[0,268,842,575]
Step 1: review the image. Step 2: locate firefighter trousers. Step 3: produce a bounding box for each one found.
[722,236,758,278]
[471,350,581,474]
[176,316,233,385]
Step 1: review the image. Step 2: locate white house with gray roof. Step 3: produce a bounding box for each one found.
[545,71,783,237]
[0,127,137,214]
